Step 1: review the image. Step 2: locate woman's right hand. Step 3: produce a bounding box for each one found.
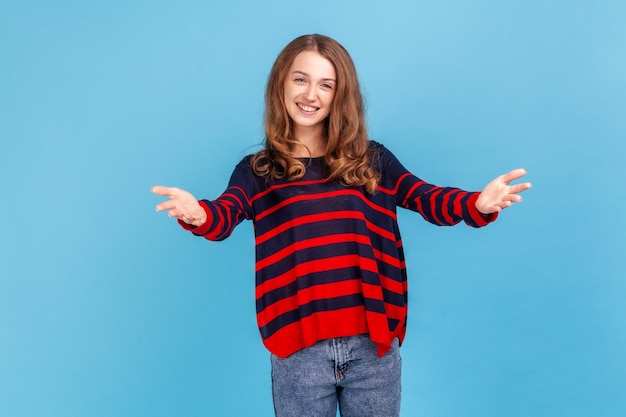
[152,186,206,226]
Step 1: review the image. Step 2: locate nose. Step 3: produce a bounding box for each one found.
[304,84,316,101]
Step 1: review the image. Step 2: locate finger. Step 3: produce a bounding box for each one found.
[155,200,178,212]
[500,168,527,184]
[151,186,181,197]
[482,205,501,214]
[508,182,532,194]
[503,194,523,203]
[167,208,188,219]
[181,213,205,225]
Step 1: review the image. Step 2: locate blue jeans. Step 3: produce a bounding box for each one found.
[271,335,401,417]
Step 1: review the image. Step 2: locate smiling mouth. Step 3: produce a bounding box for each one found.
[297,103,319,113]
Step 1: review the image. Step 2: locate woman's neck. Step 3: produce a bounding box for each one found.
[292,126,325,157]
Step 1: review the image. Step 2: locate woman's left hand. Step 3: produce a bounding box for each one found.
[475,168,532,214]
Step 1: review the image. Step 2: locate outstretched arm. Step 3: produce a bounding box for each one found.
[475,169,532,214]
[152,186,206,227]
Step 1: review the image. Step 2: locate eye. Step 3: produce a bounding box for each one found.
[294,77,306,83]
[321,82,334,90]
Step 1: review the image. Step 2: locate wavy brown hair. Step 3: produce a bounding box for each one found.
[251,34,379,194]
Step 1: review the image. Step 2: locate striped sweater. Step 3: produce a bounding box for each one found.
[180,141,497,358]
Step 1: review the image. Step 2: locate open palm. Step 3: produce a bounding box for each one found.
[152,185,206,226]
[475,168,532,214]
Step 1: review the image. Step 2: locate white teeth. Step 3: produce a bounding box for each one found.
[298,104,318,112]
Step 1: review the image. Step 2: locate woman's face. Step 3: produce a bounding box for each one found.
[283,50,336,138]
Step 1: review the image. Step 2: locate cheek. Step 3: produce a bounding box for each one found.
[323,94,336,111]
[282,90,295,111]
[283,83,294,100]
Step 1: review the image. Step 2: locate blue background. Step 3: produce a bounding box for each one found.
[1,1,625,416]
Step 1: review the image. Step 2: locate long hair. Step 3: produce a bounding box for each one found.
[251,34,379,194]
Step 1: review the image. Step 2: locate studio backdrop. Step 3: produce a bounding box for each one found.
[1,1,624,416]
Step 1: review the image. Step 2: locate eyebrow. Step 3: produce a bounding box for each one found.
[292,71,336,82]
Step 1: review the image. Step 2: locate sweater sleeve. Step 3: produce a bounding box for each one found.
[378,144,497,228]
[178,157,255,240]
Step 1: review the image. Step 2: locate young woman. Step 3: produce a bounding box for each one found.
[152,34,530,417]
